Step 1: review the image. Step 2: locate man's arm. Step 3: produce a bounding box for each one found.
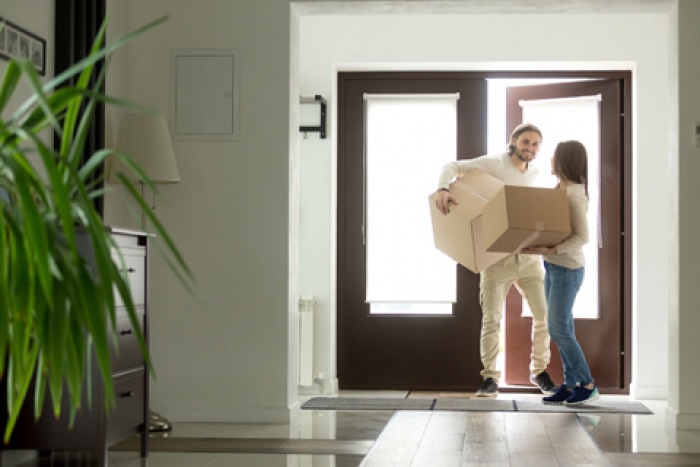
[437,161,462,191]
[435,158,486,214]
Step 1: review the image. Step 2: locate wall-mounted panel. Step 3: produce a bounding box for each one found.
[170,49,239,141]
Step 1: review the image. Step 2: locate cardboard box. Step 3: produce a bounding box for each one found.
[481,185,571,253]
[428,170,509,273]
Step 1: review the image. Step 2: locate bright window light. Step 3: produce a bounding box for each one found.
[364,94,458,315]
[520,95,601,319]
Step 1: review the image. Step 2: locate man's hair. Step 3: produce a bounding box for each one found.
[508,122,542,154]
[553,140,589,197]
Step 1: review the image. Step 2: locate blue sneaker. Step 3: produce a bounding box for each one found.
[564,386,600,406]
[542,384,572,404]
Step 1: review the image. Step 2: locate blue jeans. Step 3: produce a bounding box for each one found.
[544,261,593,388]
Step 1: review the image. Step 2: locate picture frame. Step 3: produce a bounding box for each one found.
[0,17,46,76]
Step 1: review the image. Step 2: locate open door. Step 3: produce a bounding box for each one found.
[503,79,631,392]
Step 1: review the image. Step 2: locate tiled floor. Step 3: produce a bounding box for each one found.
[4,392,700,466]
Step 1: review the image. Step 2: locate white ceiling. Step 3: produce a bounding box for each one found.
[293,0,676,15]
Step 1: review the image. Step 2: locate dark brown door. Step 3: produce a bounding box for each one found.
[337,72,487,390]
[503,79,632,392]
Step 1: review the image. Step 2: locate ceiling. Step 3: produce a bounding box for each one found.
[293,0,676,15]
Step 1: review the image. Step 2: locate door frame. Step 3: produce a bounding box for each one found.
[336,70,632,393]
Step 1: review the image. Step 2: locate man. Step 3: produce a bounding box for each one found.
[434,122,556,397]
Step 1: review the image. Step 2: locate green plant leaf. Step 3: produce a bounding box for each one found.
[13,60,62,134]
[0,61,21,115]
[1,14,193,443]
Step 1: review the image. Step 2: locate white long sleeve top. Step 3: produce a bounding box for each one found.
[544,183,589,269]
[438,152,540,189]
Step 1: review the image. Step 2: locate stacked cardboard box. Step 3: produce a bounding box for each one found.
[429,169,571,273]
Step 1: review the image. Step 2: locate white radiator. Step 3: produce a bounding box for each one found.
[298,295,316,386]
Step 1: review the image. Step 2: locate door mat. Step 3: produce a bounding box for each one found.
[514,399,653,414]
[301,397,434,411]
[302,397,652,415]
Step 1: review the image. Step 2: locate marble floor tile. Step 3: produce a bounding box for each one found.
[3,393,700,466]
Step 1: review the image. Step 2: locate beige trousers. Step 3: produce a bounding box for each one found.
[479,254,550,381]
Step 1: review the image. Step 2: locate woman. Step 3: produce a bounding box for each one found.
[521,140,599,405]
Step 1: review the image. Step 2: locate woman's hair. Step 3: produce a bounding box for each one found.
[553,140,589,197]
[508,122,542,154]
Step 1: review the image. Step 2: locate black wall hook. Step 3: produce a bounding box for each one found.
[299,95,327,139]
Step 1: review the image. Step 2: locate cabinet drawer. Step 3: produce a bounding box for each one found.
[113,251,145,308]
[111,311,146,372]
[107,370,145,443]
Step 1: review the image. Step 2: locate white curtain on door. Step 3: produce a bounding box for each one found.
[364,94,458,315]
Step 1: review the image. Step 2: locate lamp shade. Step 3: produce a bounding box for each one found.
[109,113,180,184]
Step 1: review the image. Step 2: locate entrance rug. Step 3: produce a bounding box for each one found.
[302,397,652,415]
[301,397,434,411]
[514,399,653,414]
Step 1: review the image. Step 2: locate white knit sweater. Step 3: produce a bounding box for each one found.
[544,183,589,269]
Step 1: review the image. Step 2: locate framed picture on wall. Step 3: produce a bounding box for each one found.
[0,17,46,76]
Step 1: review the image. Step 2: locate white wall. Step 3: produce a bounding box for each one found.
[104,1,131,225]
[104,0,298,423]
[295,6,672,400]
[667,0,700,448]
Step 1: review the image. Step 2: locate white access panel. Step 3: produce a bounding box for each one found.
[170,49,239,140]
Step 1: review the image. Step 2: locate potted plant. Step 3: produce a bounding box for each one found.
[0,17,191,441]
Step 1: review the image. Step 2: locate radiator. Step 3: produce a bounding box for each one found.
[298,295,316,386]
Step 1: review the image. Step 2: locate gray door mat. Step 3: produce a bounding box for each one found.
[302,397,652,414]
[301,397,434,411]
[515,399,653,414]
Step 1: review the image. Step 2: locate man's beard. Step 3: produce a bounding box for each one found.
[514,148,535,163]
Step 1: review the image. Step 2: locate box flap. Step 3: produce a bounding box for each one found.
[472,215,508,271]
[429,196,478,269]
[428,169,508,273]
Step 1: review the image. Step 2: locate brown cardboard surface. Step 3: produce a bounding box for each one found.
[481,185,571,253]
[428,170,508,273]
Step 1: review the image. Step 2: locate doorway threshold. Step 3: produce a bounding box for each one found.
[498,384,541,394]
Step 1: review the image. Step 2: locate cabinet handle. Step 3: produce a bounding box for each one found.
[120,329,134,336]
[120,390,136,398]
[127,267,136,273]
